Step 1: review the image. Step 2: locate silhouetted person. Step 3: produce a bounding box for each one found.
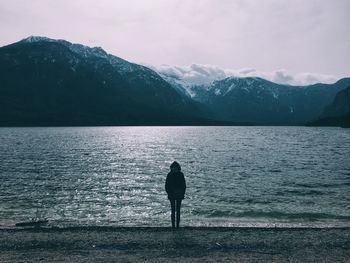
[165,161,186,229]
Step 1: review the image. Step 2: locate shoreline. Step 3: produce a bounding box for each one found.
[1,226,349,262]
[2,225,350,231]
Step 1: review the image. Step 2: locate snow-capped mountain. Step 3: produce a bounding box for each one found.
[153,64,225,98]
[158,71,350,124]
[0,36,218,126]
[194,77,350,124]
[22,36,158,76]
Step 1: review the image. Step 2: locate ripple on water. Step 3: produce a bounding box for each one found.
[0,126,349,227]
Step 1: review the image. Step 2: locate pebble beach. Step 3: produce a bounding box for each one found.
[1,227,349,262]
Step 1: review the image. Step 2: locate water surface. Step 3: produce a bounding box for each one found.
[0,126,349,227]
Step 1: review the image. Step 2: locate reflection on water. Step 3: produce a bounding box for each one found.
[0,126,350,227]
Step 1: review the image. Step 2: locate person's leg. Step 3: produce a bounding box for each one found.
[176,199,182,228]
[170,199,175,228]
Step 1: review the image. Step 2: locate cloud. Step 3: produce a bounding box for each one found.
[151,64,339,86]
[149,64,228,86]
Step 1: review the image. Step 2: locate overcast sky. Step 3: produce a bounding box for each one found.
[0,0,349,83]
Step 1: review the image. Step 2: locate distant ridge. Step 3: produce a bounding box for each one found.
[308,85,350,128]
[0,36,349,126]
[175,76,350,125]
[0,36,234,126]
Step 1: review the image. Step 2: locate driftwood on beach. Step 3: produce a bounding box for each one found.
[15,220,48,227]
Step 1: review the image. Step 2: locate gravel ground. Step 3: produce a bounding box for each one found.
[0,227,350,262]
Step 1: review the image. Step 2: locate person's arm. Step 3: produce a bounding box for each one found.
[181,172,186,194]
[184,175,186,192]
[165,173,170,194]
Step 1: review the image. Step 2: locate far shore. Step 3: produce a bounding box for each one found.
[1,226,349,262]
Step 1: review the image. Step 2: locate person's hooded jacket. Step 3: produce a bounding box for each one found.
[165,171,186,200]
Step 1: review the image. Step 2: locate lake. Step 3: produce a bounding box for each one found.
[0,126,349,228]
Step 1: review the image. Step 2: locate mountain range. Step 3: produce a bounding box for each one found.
[163,75,350,125]
[0,36,349,126]
[0,36,222,126]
